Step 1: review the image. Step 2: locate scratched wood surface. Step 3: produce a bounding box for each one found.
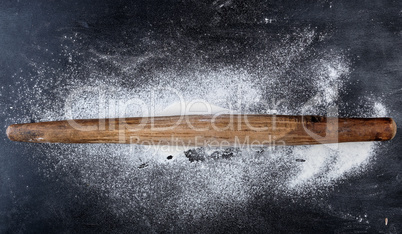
[7,115,396,146]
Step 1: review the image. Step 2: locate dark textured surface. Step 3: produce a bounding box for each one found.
[1,1,401,233]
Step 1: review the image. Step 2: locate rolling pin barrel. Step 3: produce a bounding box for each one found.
[6,115,397,146]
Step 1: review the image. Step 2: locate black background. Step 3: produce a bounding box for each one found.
[1,0,401,233]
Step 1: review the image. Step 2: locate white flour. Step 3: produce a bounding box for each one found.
[4,27,389,222]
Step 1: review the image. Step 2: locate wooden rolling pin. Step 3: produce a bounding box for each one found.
[6,115,396,146]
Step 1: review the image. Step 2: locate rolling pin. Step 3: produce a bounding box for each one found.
[6,115,396,146]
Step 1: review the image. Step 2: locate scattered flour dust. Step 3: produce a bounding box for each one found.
[288,142,376,189]
[7,27,389,223]
[373,102,387,117]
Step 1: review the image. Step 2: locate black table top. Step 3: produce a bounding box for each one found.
[1,1,401,233]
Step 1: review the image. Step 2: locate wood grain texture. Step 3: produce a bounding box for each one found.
[6,115,397,146]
